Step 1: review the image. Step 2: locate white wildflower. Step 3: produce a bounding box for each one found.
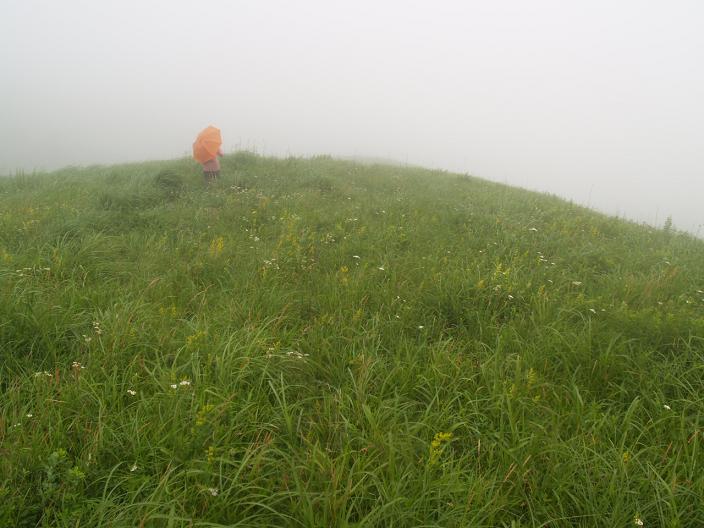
[71,361,85,369]
[208,487,219,496]
[170,384,178,389]
[663,404,671,411]
[634,518,643,526]
[26,413,33,418]
[507,294,514,300]
[179,380,191,386]
[130,463,138,472]
[127,389,137,396]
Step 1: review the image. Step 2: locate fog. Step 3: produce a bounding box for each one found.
[2,1,703,234]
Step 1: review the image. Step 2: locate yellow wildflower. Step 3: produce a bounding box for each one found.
[429,432,454,466]
[209,237,224,257]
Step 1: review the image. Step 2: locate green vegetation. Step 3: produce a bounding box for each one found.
[1,153,703,527]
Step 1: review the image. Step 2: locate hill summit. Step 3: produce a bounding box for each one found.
[1,153,703,526]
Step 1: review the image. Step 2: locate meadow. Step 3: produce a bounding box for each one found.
[1,153,703,527]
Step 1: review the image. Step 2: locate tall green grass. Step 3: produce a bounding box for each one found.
[1,153,703,526]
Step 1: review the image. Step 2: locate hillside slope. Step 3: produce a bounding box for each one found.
[1,153,703,527]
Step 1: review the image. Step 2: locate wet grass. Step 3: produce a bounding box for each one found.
[1,153,703,526]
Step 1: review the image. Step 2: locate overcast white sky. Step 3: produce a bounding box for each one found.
[1,0,703,234]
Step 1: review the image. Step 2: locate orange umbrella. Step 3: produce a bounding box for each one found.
[192,126,222,163]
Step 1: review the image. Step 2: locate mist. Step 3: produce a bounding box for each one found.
[1,0,703,234]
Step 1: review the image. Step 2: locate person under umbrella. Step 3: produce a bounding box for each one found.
[193,126,223,183]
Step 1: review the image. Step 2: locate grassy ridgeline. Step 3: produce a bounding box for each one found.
[1,153,703,527]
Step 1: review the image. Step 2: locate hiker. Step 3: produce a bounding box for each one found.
[193,126,224,184]
[202,147,223,183]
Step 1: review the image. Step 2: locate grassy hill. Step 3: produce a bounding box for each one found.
[1,153,703,527]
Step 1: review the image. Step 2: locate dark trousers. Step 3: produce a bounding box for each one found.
[203,170,220,183]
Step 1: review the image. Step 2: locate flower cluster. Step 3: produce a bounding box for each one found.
[170,379,192,389]
[428,431,454,466]
[286,351,309,360]
[209,236,224,256]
